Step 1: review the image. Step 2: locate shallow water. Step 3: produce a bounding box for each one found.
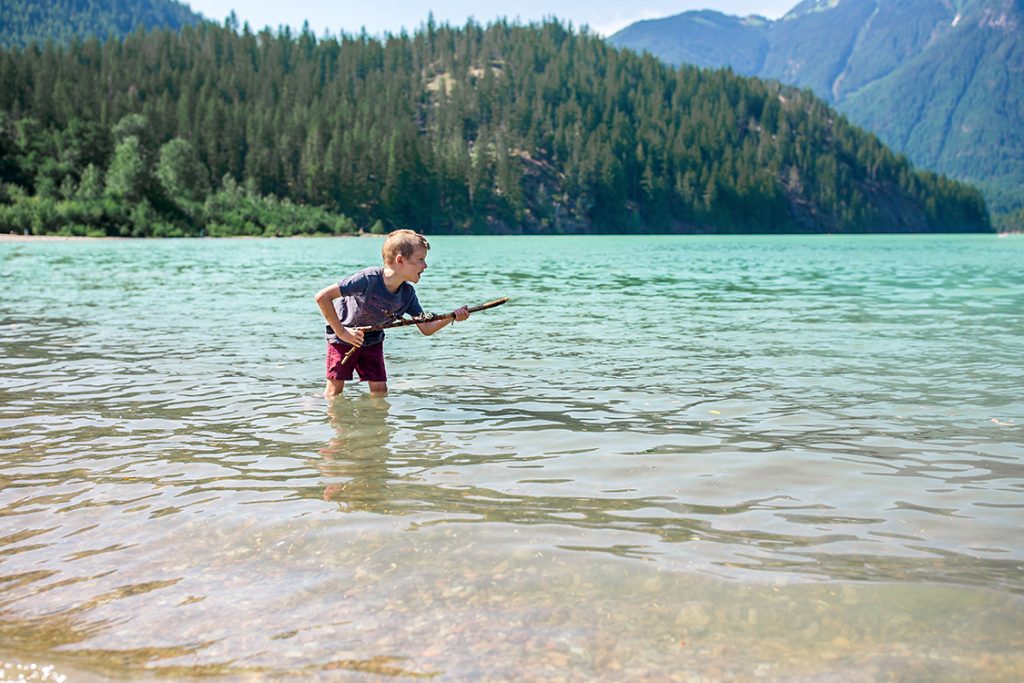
[1,234,1022,681]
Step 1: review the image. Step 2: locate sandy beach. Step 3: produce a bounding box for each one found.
[1,233,124,242]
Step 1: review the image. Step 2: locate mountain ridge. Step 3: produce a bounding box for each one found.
[609,0,1023,220]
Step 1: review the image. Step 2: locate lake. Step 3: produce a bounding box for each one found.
[1,234,1022,681]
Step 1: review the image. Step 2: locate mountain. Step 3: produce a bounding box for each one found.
[610,0,1023,220]
[604,11,770,74]
[0,0,205,49]
[0,20,988,236]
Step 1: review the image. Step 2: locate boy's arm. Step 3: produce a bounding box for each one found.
[416,306,470,336]
[314,284,364,347]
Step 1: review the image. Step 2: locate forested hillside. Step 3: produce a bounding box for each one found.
[0,0,204,49]
[610,0,1021,225]
[0,19,990,236]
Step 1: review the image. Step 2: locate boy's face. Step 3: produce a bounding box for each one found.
[394,248,428,283]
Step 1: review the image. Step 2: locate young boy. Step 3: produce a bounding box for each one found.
[314,229,470,397]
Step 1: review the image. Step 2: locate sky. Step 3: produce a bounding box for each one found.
[184,1,799,39]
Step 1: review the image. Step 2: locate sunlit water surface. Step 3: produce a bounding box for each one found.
[1,235,1022,681]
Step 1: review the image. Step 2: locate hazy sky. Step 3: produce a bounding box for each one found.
[185,1,798,39]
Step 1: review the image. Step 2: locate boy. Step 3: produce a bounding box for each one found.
[314,229,470,397]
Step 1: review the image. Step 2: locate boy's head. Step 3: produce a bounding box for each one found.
[382,229,430,265]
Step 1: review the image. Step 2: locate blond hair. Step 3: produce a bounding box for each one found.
[382,229,430,264]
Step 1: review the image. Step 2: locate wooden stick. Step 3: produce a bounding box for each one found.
[358,296,509,332]
[339,297,509,365]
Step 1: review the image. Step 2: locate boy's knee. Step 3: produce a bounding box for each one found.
[325,380,345,397]
[367,381,388,396]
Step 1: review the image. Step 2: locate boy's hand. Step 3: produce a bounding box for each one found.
[453,306,470,322]
[341,327,365,347]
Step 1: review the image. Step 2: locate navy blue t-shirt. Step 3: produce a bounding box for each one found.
[326,267,423,347]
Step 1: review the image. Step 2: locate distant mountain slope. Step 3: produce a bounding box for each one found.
[0,0,205,49]
[607,11,769,73]
[841,2,1024,217]
[610,0,1024,217]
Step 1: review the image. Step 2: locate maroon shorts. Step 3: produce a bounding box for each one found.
[326,342,387,382]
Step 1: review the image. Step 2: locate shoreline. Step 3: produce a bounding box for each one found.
[3,231,1011,242]
[0,233,375,242]
[1,233,127,242]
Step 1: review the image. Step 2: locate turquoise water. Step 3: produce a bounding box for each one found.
[1,234,1022,681]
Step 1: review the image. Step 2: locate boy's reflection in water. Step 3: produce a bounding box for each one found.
[319,396,398,512]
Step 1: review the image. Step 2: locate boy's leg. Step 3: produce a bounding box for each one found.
[325,343,353,398]
[357,344,388,396]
